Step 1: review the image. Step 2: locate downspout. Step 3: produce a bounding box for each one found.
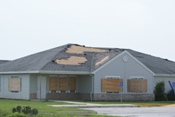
[90,53,95,101]
[39,75,41,101]
[90,74,94,102]
[37,74,42,101]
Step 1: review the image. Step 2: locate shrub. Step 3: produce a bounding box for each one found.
[31,109,38,115]
[12,106,38,116]
[22,106,31,114]
[12,108,17,113]
[154,81,166,101]
[167,90,175,101]
[16,106,22,113]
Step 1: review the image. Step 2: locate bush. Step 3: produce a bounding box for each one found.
[12,106,38,116]
[16,106,22,113]
[167,90,175,101]
[154,81,166,101]
[31,109,38,115]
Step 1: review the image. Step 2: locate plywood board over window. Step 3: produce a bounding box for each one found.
[68,77,76,91]
[49,77,58,91]
[59,77,67,91]
[102,78,123,92]
[140,79,147,92]
[127,79,147,92]
[8,78,21,92]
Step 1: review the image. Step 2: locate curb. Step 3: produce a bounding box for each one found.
[49,104,138,108]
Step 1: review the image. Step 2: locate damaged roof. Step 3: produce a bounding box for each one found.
[0,44,175,75]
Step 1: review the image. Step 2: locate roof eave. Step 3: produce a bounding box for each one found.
[0,71,40,74]
[154,74,175,77]
[0,70,91,75]
[39,70,91,75]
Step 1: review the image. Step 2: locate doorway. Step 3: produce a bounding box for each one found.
[37,76,46,100]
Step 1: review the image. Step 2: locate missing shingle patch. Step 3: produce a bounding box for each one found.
[95,56,109,66]
[66,45,108,54]
[55,56,87,65]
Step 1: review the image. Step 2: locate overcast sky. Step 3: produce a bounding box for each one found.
[0,0,175,61]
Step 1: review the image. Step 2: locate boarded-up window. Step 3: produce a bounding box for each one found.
[68,77,76,91]
[8,78,21,92]
[127,79,147,92]
[102,78,123,92]
[49,77,58,91]
[59,77,67,91]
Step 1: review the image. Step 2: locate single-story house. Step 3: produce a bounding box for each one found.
[0,44,175,101]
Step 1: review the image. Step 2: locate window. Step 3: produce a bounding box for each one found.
[127,77,147,93]
[59,77,67,92]
[101,77,123,93]
[49,76,77,93]
[68,77,76,92]
[49,76,58,92]
[8,76,21,93]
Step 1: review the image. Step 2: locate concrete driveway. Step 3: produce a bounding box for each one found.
[83,107,175,117]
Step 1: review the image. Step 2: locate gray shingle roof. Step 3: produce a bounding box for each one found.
[127,49,175,74]
[0,60,10,65]
[0,44,175,75]
[0,44,66,72]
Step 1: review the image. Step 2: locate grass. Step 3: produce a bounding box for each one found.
[1,99,173,117]
[0,99,116,117]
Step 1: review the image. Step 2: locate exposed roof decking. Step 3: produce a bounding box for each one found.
[95,56,110,66]
[55,56,88,65]
[66,45,109,54]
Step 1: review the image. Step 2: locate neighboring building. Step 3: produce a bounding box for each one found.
[0,44,175,101]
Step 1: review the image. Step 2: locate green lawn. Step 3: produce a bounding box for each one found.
[0,99,115,117]
[1,99,173,117]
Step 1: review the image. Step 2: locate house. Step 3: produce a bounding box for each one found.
[0,44,175,101]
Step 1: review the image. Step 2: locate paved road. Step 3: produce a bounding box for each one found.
[84,107,175,117]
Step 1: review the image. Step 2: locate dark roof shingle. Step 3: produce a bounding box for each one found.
[0,44,175,75]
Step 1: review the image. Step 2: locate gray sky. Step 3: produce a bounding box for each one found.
[0,0,175,61]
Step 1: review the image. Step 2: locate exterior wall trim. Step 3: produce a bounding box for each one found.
[154,74,175,77]
[0,71,91,75]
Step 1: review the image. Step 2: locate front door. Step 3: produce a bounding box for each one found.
[37,76,46,100]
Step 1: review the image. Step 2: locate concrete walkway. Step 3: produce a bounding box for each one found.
[48,101,137,108]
